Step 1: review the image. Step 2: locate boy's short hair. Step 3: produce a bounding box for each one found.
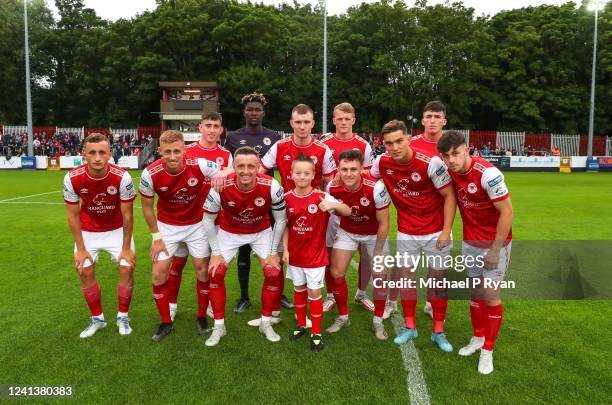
[291,152,316,169]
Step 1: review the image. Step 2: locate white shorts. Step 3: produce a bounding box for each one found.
[78,228,135,268]
[174,220,212,258]
[332,228,389,258]
[217,228,272,263]
[158,221,210,261]
[396,231,452,271]
[326,215,340,248]
[287,265,325,290]
[463,241,512,283]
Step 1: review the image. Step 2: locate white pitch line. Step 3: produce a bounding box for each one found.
[0,190,62,203]
[350,260,430,405]
[0,201,64,205]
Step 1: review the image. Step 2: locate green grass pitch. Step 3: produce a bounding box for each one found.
[0,170,610,404]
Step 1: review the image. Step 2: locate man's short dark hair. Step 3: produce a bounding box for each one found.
[234,146,260,159]
[338,149,363,165]
[292,104,314,117]
[241,92,267,108]
[82,133,109,149]
[202,112,222,123]
[423,100,446,115]
[292,152,316,169]
[437,130,466,153]
[381,120,408,137]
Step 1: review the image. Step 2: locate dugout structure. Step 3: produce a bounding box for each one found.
[158,81,219,141]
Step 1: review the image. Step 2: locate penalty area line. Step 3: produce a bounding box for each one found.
[349,261,430,404]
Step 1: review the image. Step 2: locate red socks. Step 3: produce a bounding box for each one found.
[196,280,210,318]
[484,304,503,350]
[430,299,448,333]
[294,289,308,327]
[469,299,487,337]
[166,256,188,304]
[209,265,227,320]
[373,278,387,318]
[331,276,349,316]
[261,271,282,317]
[82,283,103,317]
[152,283,171,323]
[309,296,323,335]
[117,284,133,313]
[400,300,417,329]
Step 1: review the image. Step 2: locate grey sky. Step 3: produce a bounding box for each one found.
[46,0,575,21]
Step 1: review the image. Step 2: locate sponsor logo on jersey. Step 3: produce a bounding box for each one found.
[492,186,507,197]
[386,169,394,175]
[80,188,89,194]
[283,155,291,161]
[487,175,504,188]
[125,183,133,191]
[288,207,295,213]
[239,208,254,219]
[240,140,247,145]
[160,186,168,192]
[140,179,150,188]
[435,166,446,176]
[173,188,191,201]
[379,188,387,198]
[107,186,117,195]
[93,193,107,206]
[295,216,308,227]
[397,178,411,191]
[467,183,478,194]
[254,197,265,207]
[308,204,318,214]
[228,201,236,207]
[276,188,284,197]
[411,172,421,182]
[263,137,271,146]
[360,197,370,206]
[188,177,198,187]
[293,215,313,233]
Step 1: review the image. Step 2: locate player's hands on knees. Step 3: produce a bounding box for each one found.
[208,255,227,278]
[119,248,136,268]
[150,240,168,263]
[436,231,451,250]
[74,249,94,274]
[484,248,500,270]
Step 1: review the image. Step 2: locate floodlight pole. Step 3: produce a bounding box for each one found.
[24,0,34,156]
[320,0,328,135]
[587,2,601,158]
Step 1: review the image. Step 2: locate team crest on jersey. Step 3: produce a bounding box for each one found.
[80,188,89,194]
[411,172,421,182]
[188,177,198,187]
[308,204,318,214]
[263,137,271,146]
[254,197,265,207]
[386,169,394,175]
[160,186,168,192]
[467,183,478,194]
[283,155,291,161]
[216,157,224,166]
[360,197,370,206]
[106,186,117,195]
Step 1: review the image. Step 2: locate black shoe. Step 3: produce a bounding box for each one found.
[233,297,251,314]
[280,294,294,309]
[289,326,307,342]
[197,317,210,336]
[152,322,174,342]
[310,334,324,352]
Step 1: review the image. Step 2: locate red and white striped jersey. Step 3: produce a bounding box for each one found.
[139,157,219,226]
[370,150,451,235]
[204,173,285,235]
[64,163,135,232]
[260,136,336,190]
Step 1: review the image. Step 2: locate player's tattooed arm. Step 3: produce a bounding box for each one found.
[66,203,93,274]
[437,184,457,250]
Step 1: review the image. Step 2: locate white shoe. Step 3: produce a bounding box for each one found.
[247,315,281,327]
[424,301,433,319]
[169,303,177,322]
[79,316,107,338]
[458,336,485,356]
[355,292,375,312]
[205,324,227,347]
[116,315,132,336]
[383,300,397,320]
[323,295,336,313]
[259,321,281,342]
[326,316,350,333]
[478,349,494,374]
[206,303,213,318]
[372,321,388,340]
[293,313,312,328]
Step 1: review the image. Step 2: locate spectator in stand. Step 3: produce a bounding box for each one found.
[552,147,560,156]
[122,141,131,156]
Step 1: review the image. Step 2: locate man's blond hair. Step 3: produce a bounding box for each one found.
[333,102,355,116]
[159,130,184,145]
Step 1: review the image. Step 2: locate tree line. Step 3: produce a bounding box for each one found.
[1,0,610,135]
